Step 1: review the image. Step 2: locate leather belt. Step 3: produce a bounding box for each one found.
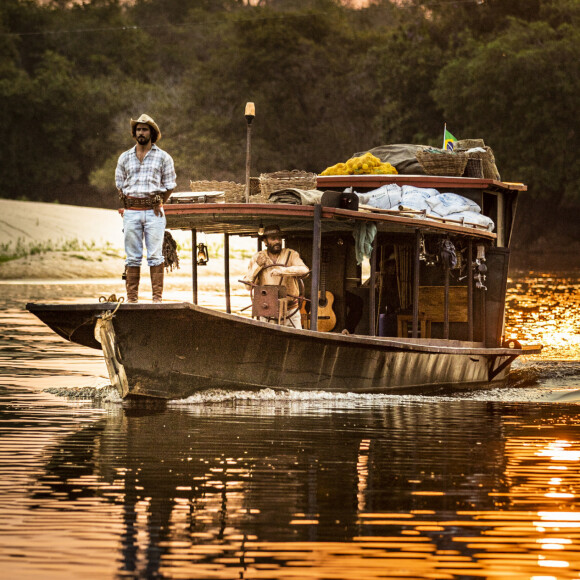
[121,194,162,209]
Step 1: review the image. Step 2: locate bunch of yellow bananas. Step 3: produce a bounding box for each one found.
[320,152,397,176]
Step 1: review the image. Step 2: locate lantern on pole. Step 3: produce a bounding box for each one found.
[244,102,255,203]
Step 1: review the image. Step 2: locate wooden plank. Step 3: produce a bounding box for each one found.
[419,286,468,323]
[317,174,527,192]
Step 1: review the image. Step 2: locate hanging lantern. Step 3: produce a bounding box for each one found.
[196,243,209,266]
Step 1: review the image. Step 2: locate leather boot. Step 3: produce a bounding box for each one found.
[125,266,140,303]
[150,264,164,303]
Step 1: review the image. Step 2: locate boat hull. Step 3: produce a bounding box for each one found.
[27,303,524,399]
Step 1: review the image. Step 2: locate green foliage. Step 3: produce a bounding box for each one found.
[432,15,580,205]
[0,0,578,235]
[0,236,107,262]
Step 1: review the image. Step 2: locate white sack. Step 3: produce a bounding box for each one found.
[401,185,439,198]
[357,184,402,210]
[445,210,495,231]
[427,192,481,216]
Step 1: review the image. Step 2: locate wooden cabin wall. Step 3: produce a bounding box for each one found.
[417,235,469,340]
[287,230,502,343]
[484,247,510,347]
[373,233,487,341]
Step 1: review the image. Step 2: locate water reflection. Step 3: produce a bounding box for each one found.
[2,273,580,578]
[2,402,575,579]
[506,274,580,360]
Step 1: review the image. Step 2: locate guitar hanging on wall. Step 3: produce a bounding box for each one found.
[301,251,337,332]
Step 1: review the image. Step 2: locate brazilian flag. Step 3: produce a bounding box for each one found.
[444,128,457,151]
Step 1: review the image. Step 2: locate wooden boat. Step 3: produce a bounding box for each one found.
[27,174,541,399]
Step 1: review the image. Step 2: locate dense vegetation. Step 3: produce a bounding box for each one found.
[1,0,578,244]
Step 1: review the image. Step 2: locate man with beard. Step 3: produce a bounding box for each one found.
[244,225,309,328]
[115,114,176,303]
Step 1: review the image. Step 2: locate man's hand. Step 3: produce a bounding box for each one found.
[118,208,125,217]
[153,204,164,217]
[269,267,284,277]
[256,253,268,267]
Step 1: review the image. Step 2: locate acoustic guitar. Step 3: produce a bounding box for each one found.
[301,252,337,332]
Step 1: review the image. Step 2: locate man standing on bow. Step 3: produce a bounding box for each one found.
[244,225,309,328]
[115,114,176,303]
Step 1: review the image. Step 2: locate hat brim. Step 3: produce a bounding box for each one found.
[262,227,282,237]
[130,118,162,140]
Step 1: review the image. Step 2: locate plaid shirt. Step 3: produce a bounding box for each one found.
[115,144,177,198]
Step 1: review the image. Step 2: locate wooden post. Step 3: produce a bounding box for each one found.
[310,204,322,331]
[224,233,231,314]
[497,192,505,247]
[412,229,421,338]
[369,242,377,336]
[244,102,255,203]
[192,229,198,304]
[468,239,474,342]
[481,288,486,345]
[443,263,450,339]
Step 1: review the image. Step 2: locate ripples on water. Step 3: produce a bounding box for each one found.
[506,273,580,360]
[0,273,579,579]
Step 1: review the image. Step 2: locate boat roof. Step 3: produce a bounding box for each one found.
[165,175,525,239]
[165,203,497,239]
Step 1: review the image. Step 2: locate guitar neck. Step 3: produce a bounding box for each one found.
[320,250,328,296]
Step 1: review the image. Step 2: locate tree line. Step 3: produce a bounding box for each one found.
[1,0,578,241]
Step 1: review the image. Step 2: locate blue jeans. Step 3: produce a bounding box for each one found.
[123,209,166,267]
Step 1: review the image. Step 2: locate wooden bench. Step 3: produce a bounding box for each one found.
[397,286,468,338]
[397,314,432,338]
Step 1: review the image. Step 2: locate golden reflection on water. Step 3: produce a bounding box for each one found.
[2,275,580,578]
[3,409,580,579]
[506,274,580,360]
[100,428,580,579]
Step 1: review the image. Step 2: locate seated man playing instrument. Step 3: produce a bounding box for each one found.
[244,225,309,329]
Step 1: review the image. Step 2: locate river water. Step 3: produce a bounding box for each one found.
[1,272,580,579]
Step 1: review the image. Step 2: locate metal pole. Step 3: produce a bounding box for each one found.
[412,229,421,338]
[369,242,377,336]
[468,239,474,341]
[310,204,322,331]
[192,229,198,304]
[224,233,231,314]
[244,102,255,203]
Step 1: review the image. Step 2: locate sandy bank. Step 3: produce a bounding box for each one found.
[0,199,124,248]
[0,199,249,281]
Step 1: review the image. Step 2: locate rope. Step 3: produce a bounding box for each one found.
[99,294,124,303]
[98,294,124,321]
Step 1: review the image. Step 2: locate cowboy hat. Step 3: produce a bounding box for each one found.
[262,224,282,237]
[130,114,162,140]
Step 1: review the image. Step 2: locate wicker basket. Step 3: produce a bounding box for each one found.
[455,147,500,180]
[416,148,468,176]
[259,170,318,196]
[190,180,245,203]
[463,157,484,178]
[481,146,500,180]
